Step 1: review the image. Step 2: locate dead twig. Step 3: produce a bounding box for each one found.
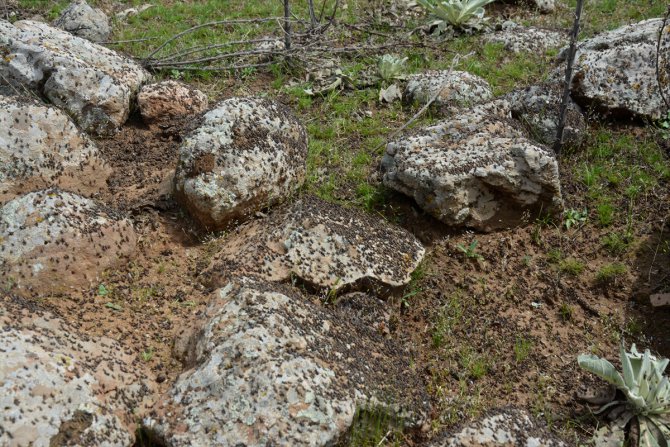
[143,17,305,61]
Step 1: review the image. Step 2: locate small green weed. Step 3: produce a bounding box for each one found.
[596,202,615,227]
[345,405,404,447]
[559,303,574,322]
[601,232,631,255]
[459,348,489,380]
[141,347,154,362]
[563,208,588,230]
[596,263,627,284]
[514,337,533,363]
[559,258,585,276]
[456,240,483,260]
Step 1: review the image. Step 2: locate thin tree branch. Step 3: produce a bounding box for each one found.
[655,5,670,112]
[554,0,585,155]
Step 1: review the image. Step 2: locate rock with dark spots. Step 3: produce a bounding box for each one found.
[173,97,308,230]
[0,95,111,204]
[138,80,209,124]
[0,298,156,447]
[0,189,136,295]
[563,18,669,120]
[53,0,110,42]
[506,83,586,148]
[0,19,150,135]
[202,196,425,296]
[429,408,567,446]
[404,70,493,109]
[486,22,566,54]
[381,103,562,231]
[144,277,428,447]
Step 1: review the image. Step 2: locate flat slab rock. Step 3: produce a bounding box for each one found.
[404,70,493,109]
[0,19,150,135]
[565,17,669,120]
[486,22,566,54]
[0,189,136,295]
[202,196,425,296]
[0,94,111,204]
[144,277,428,447]
[0,297,155,447]
[381,102,563,231]
[429,408,567,446]
[173,97,308,230]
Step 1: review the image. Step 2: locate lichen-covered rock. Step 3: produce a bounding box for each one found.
[138,80,209,124]
[381,104,562,231]
[0,189,136,295]
[53,0,110,42]
[564,18,669,120]
[506,84,586,148]
[0,19,150,135]
[144,277,428,447]
[404,70,493,108]
[202,196,425,296]
[0,298,155,447]
[486,22,566,54]
[532,0,555,13]
[429,408,567,446]
[0,95,111,204]
[173,97,308,230]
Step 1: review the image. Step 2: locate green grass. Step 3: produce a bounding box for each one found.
[596,263,627,284]
[602,232,632,255]
[514,337,533,363]
[559,258,586,276]
[344,405,404,447]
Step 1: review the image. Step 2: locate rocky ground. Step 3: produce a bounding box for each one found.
[1,0,670,446]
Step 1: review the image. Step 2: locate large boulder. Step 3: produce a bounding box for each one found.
[381,102,563,231]
[429,408,567,446]
[0,298,155,447]
[486,22,566,54]
[0,189,136,295]
[0,94,111,204]
[137,80,209,124]
[0,20,150,135]
[564,18,669,120]
[404,70,493,109]
[173,97,308,230]
[143,277,428,446]
[506,83,586,148]
[53,0,111,43]
[202,196,425,296]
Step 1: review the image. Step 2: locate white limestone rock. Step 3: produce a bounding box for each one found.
[53,0,111,43]
[0,19,151,135]
[173,97,308,230]
[0,95,111,204]
[144,277,428,446]
[564,18,669,120]
[0,300,155,447]
[202,196,425,296]
[429,408,567,446]
[404,70,493,108]
[138,80,209,124]
[0,189,136,295]
[381,103,563,231]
